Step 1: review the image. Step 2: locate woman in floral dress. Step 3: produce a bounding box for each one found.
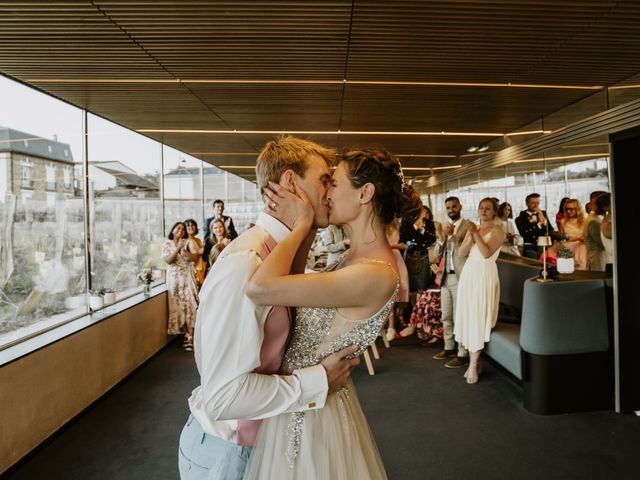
[162,221,199,351]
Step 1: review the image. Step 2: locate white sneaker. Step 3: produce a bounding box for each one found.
[385,328,396,341]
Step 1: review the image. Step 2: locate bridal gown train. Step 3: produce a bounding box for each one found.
[243,259,395,480]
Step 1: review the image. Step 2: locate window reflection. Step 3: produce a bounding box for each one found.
[1,76,86,345]
[88,114,163,298]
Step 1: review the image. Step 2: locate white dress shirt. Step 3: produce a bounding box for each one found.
[443,217,463,273]
[188,212,328,441]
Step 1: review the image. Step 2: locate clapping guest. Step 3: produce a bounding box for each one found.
[559,199,587,270]
[584,191,608,271]
[598,194,613,271]
[205,218,231,268]
[498,202,520,256]
[556,197,569,235]
[515,193,555,259]
[204,199,238,241]
[385,218,410,341]
[162,222,199,351]
[454,198,505,384]
[185,219,206,287]
[398,197,435,337]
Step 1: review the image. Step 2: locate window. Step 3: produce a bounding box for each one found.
[20,160,33,188]
[63,167,71,188]
[0,75,86,347]
[88,114,163,298]
[163,146,203,235]
[46,165,56,190]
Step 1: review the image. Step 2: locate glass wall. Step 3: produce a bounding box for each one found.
[0,75,262,348]
[0,75,86,345]
[163,146,204,234]
[203,168,262,236]
[87,114,164,298]
[428,154,610,226]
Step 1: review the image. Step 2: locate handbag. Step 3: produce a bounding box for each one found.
[404,250,423,275]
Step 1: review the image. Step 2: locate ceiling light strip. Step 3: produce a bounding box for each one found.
[24,78,603,90]
[401,165,462,171]
[138,128,507,137]
[396,154,457,158]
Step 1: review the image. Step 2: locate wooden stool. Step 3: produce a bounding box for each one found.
[362,347,375,375]
[380,328,390,348]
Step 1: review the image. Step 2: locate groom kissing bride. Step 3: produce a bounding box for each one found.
[179,136,420,480]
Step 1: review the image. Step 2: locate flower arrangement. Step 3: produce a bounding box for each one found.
[557,246,575,259]
[137,268,154,285]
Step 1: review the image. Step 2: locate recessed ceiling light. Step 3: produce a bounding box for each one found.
[477,145,489,152]
[467,146,479,153]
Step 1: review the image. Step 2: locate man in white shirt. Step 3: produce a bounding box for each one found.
[178,137,359,480]
[432,196,470,368]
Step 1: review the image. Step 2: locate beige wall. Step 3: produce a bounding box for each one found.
[0,293,170,474]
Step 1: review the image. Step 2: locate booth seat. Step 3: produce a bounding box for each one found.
[484,257,540,381]
[484,257,613,414]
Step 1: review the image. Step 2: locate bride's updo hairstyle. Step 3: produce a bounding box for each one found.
[339,148,422,225]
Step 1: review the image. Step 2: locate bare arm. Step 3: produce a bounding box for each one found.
[601,214,613,239]
[183,238,203,261]
[457,230,475,258]
[162,239,185,264]
[292,228,317,274]
[247,183,396,313]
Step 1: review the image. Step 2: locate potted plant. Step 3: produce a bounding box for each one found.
[137,268,154,296]
[556,246,575,274]
[89,289,104,310]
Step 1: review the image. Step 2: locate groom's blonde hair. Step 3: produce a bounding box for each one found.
[256,136,334,194]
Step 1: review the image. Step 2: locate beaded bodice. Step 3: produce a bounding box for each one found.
[280,255,398,467]
[280,256,397,375]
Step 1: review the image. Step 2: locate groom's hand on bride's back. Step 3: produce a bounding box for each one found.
[322,345,360,394]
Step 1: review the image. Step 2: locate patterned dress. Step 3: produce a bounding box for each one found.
[244,258,396,480]
[162,240,199,335]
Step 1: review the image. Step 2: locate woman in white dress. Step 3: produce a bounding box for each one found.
[244,148,420,479]
[454,198,505,384]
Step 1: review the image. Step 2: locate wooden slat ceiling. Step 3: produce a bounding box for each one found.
[1,0,640,180]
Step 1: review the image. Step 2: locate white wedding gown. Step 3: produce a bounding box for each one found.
[243,259,395,480]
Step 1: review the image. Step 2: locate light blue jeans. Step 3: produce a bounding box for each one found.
[178,415,252,480]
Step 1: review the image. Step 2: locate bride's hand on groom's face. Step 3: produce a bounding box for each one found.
[264,181,314,231]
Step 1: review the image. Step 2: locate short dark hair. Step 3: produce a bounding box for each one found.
[525,193,541,203]
[168,221,185,240]
[595,193,611,215]
[589,190,607,201]
[213,199,224,207]
[444,196,460,204]
[184,218,199,235]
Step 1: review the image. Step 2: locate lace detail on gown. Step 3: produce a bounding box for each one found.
[280,254,398,467]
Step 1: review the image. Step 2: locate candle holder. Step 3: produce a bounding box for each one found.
[536,235,553,282]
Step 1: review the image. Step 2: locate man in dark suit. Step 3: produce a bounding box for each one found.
[515,193,554,259]
[204,199,238,242]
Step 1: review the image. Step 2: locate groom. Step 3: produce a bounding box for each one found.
[178,136,360,479]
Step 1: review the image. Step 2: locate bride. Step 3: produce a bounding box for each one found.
[244,148,419,479]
